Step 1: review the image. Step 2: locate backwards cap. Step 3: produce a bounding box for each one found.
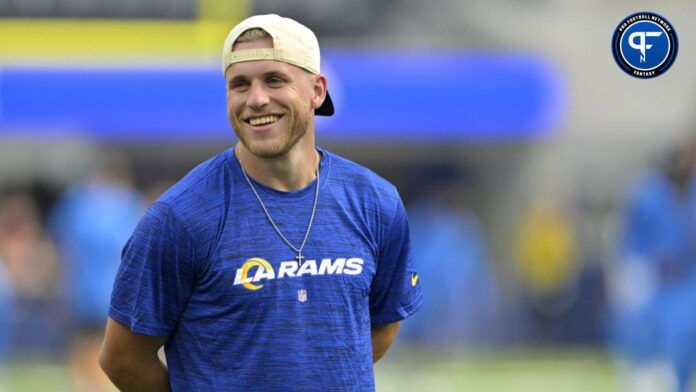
[221,14,334,116]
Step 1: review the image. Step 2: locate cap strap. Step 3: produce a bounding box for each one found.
[225,48,277,65]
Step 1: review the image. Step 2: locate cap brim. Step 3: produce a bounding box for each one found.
[316,91,334,116]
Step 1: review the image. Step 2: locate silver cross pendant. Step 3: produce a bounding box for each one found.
[295,252,305,266]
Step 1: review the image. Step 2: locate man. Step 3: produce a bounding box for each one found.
[49,155,145,391]
[99,14,422,391]
[613,142,696,392]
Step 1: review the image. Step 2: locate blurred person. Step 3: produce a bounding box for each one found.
[99,14,422,392]
[0,193,61,361]
[514,199,580,342]
[612,140,696,392]
[400,169,499,345]
[48,154,145,391]
[0,202,16,387]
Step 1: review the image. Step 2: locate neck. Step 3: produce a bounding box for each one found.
[235,141,319,192]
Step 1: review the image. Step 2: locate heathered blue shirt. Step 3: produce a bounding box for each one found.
[109,147,423,391]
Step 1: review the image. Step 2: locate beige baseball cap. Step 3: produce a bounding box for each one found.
[221,14,334,116]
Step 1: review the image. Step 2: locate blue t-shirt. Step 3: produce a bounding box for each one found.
[109,147,423,391]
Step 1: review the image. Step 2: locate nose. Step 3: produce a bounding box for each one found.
[246,80,270,110]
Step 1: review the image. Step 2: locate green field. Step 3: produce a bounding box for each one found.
[3,348,620,391]
[375,347,619,392]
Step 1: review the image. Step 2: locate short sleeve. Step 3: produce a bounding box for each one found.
[109,202,197,336]
[369,197,423,325]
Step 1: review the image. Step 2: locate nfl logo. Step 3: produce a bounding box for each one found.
[298,289,307,303]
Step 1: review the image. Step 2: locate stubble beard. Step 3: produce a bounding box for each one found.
[231,110,310,159]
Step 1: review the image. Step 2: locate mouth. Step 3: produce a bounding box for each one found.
[244,114,284,127]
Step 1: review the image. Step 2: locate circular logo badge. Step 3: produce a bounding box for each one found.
[611,12,678,78]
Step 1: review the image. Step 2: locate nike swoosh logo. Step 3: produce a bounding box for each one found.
[411,274,419,286]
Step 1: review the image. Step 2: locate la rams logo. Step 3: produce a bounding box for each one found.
[611,12,678,78]
[233,257,364,291]
[236,257,274,290]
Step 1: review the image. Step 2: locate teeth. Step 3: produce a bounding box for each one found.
[249,115,280,126]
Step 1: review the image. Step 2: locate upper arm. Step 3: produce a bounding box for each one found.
[100,317,168,368]
[369,195,423,324]
[109,202,197,336]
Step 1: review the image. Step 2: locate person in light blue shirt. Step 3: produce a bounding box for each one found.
[401,177,498,346]
[49,167,144,331]
[613,144,696,392]
[49,156,145,390]
[99,14,422,391]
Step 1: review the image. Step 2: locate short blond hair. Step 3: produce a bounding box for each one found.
[235,28,271,44]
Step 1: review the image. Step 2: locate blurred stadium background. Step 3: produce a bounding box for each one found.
[2,0,696,391]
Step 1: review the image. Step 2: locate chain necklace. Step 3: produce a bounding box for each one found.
[238,151,320,266]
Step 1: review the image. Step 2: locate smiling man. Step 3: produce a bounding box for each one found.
[99,14,422,391]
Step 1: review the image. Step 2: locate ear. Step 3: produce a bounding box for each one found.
[311,74,328,111]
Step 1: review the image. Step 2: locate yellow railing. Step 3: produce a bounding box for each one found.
[0,0,248,66]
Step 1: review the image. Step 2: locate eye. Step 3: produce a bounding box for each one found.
[266,76,286,86]
[228,80,249,91]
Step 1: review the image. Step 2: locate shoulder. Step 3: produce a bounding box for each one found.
[322,149,404,236]
[323,149,400,206]
[157,150,231,206]
[147,149,233,239]
[626,170,669,205]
